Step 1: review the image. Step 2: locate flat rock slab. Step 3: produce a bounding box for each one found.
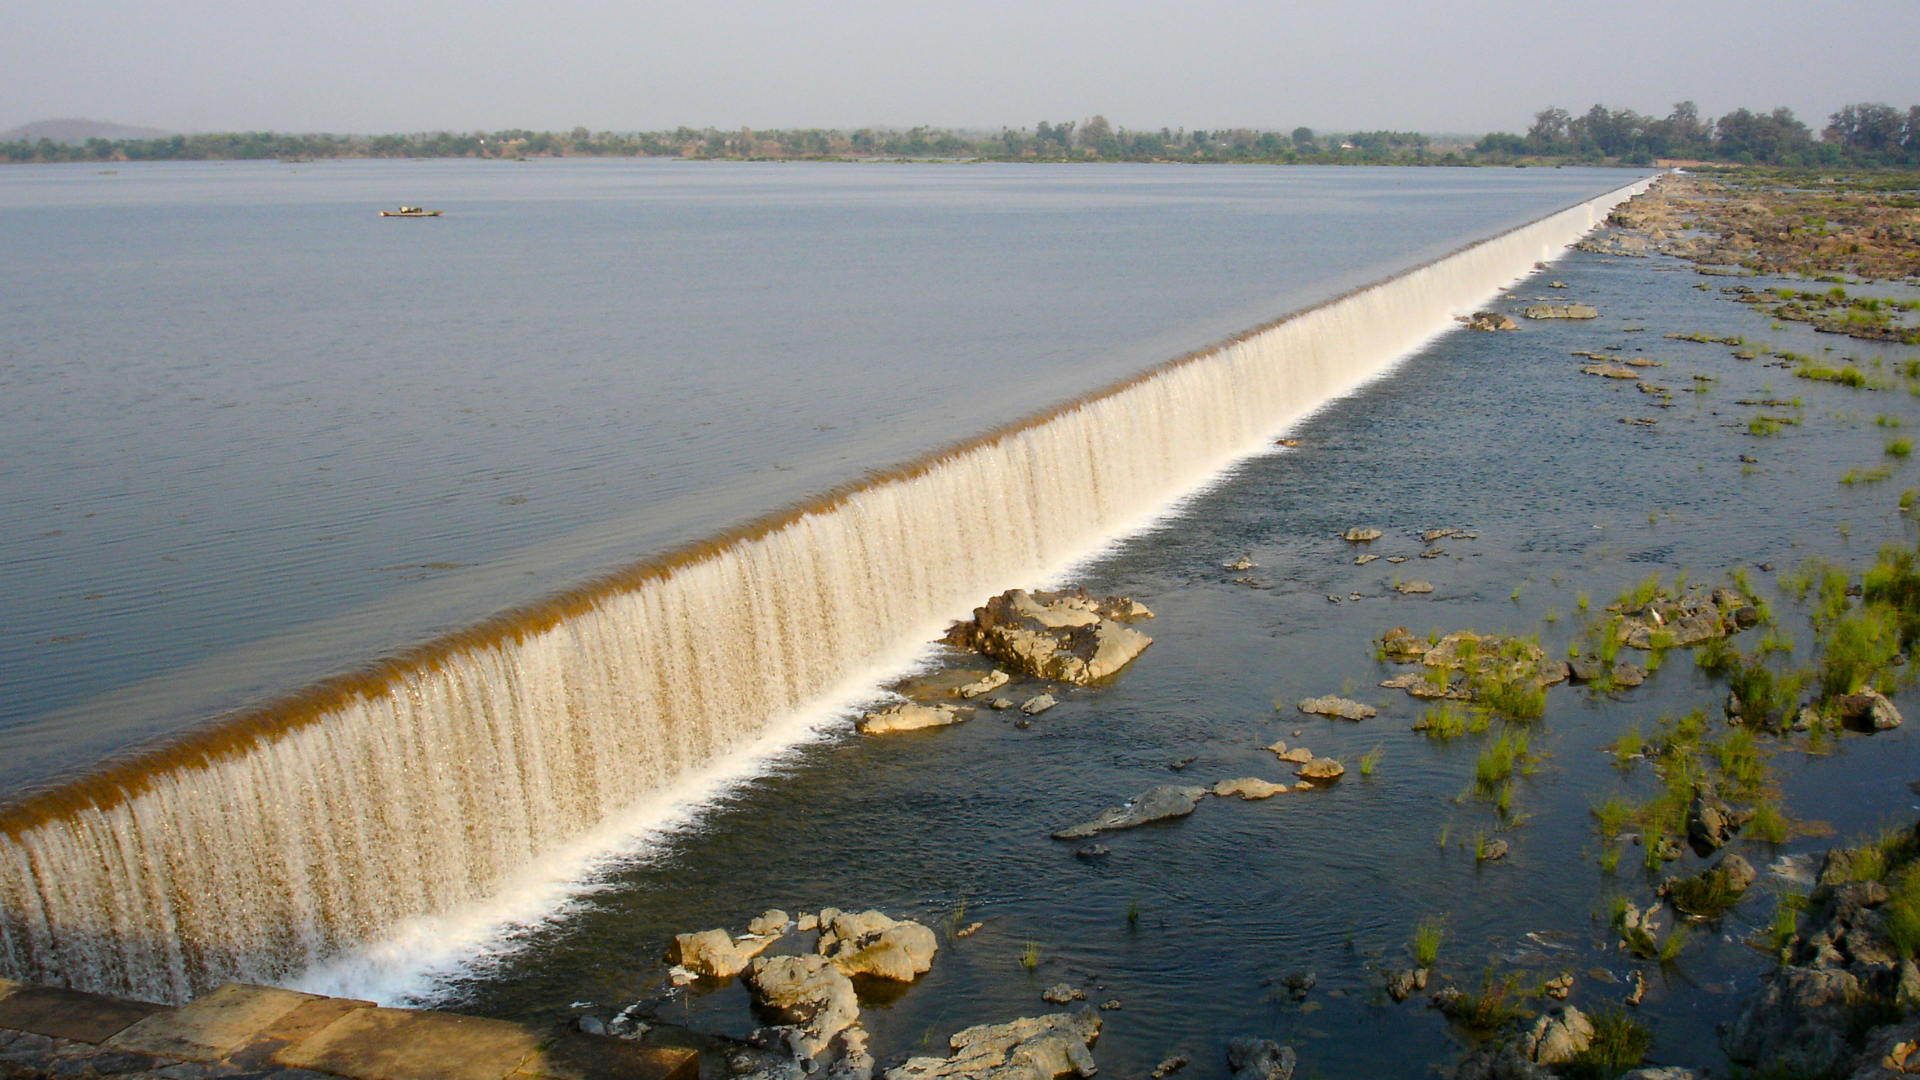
[1052,786,1207,839]
[109,982,318,1060]
[512,1033,698,1080]
[277,1007,544,1080]
[0,985,171,1044]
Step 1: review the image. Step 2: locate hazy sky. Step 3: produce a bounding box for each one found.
[7,0,1918,135]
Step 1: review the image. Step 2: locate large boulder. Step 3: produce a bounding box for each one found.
[1523,303,1599,319]
[1722,966,1863,1077]
[1052,786,1208,839]
[1226,1037,1296,1080]
[1838,690,1904,731]
[945,590,1153,685]
[670,927,779,978]
[885,1009,1101,1080]
[746,953,862,1060]
[816,909,938,982]
[1523,1006,1594,1065]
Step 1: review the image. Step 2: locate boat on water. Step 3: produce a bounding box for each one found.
[380,206,441,217]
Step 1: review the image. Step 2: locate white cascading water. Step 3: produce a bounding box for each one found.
[0,178,1655,1003]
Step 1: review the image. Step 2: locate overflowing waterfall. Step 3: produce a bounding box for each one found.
[0,177,1654,1003]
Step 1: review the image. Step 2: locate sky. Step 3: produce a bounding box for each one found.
[6,0,1919,136]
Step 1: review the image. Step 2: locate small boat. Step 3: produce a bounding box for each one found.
[380,206,441,217]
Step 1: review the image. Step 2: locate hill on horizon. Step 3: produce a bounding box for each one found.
[2,118,174,143]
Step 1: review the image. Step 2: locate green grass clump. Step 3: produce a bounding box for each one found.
[1886,866,1920,958]
[1411,917,1444,968]
[1360,745,1383,777]
[1765,891,1807,958]
[1417,702,1467,739]
[1593,795,1632,839]
[1451,970,1533,1035]
[1658,924,1689,964]
[1020,941,1041,971]
[1477,677,1546,720]
[1748,801,1792,844]
[1568,1010,1651,1079]
[1608,725,1644,769]
[1598,845,1621,874]
[1475,732,1528,790]
[1667,870,1746,918]
[1890,438,1914,458]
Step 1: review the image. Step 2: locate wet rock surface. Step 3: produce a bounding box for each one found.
[944,589,1153,685]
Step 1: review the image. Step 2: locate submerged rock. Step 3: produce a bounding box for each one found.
[1041,984,1085,1005]
[1466,311,1519,332]
[858,702,969,735]
[1396,580,1435,595]
[1343,527,1383,542]
[945,589,1153,685]
[1295,758,1345,782]
[886,1009,1101,1080]
[1226,1037,1296,1080]
[958,670,1010,699]
[1525,303,1600,319]
[1052,785,1208,839]
[1213,777,1289,800]
[1296,695,1377,720]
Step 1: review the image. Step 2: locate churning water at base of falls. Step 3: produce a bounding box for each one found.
[0,161,1650,1006]
[0,160,1638,789]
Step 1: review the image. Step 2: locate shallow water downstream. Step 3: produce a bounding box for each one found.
[431,233,1920,1077]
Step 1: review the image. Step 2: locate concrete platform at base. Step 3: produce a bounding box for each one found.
[0,980,696,1080]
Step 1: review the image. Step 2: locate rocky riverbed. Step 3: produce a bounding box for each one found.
[437,169,1920,1080]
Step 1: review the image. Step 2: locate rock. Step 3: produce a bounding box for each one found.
[1378,627,1429,662]
[1355,553,1379,565]
[1453,1043,1553,1080]
[1224,556,1256,571]
[1342,527,1382,541]
[959,670,1011,699]
[945,589,1153,685]
[1150,1055,1189,1079]
[1169,756,1197,771]
[1041,984,1085,1004]
[1549,281,1568,289]
[1396,580,1434,594]
[577,1015,607,1035]
[1543,973,1573,1000]
[1686,788,1749,854]
[1583,363,1642,379]
[1053,785,1209,839]
[1295,758,1345,781]
[1625,969,1647,1006]
[1099,1000,1122,1011]
[1523,1006,1595,1065]
[858,702,968,735]
[1296,695,1377,720]
[816,910,938,981]
[1021,694,1057,716]
[671,927,779,978]
[1467,311,1519,332]
[1722,966,1863,1077]
[1568,655,1606,681]
[1619,1069,1694,1080]
[749,909,791,937]
[1073,844,1109,861]
[1387,970,1422,1002]
[1855,1017,1920,1079]
[1838,689,1903,731]
[1269,745,1314,763]
[798,913,820,932]
[1525,303,1600,319]
[1611,663,1647,687]
[1213,777,1289,800]
[1481,839,1510,861]
[1226,1037,1297,1080]
[885,1009,1100,1080]
[988,697,1014,710]
[746,954,862,1060]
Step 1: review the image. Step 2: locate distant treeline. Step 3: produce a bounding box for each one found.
[7,102,1919,167]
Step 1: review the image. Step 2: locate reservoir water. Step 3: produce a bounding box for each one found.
[0,160,1635,788]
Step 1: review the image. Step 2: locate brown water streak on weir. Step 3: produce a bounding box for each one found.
[0,177,1655,839]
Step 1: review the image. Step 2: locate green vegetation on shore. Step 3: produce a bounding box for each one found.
[8,99,1919,167]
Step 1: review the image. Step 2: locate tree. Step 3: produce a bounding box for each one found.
[1826,103,1903,153]
[1079,115,1112,147]
[1291,126,1315,149]
[1526,108,1572,151]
